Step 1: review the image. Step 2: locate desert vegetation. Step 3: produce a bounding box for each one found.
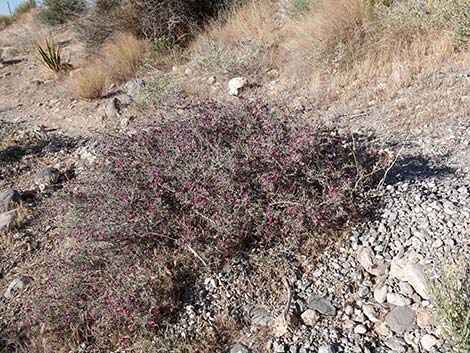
[0,0,36,29]
[1,0,470,352]
[25,99,385,350]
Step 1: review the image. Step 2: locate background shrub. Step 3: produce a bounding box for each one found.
[38,0,86,25]
[13,0,37,17]
[32,99,385,349]
[77,0,246,48]
[104,33,148,82]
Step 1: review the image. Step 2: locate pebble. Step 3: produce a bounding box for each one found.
[4,276,30,299]
[354,324,368,334]
[230,343,250,353]
[35,167,60,186]
[385,306,416,333]
[301,309,319,326]
[318,344,336,353]
[386,293,411,306]
[0,188,20,207]
[420,334,438,351]
[374,285,388,304]
[0,210,17,232]
[307,294,336,316]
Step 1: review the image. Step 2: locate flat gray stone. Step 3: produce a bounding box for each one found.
[307,294,336,316]
[385,306,416,333]
[230,343,250,353]
[35,167,60,186]
[4,276,31,299]
[244,305,274,327]
[318,344,336,353]
[0,210,17,232]
[0,188,20,207]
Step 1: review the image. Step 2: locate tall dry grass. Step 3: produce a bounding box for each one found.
[190,0,279,77]
[104,33,148,82]
[70,61,108,99]
[190,0,468,95]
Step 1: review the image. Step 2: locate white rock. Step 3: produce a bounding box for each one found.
[387,293,411,306]
[301,309,319,326]
[318,344,335,353]
[374,285,388,304]
[357,246,388,276]
[417,308,434,328]
[354,324,368,334]
[363,305,380,322]
[390,254,430,299]
[375,322,391,337]
[420,334,438,351]
[4,276,30,299]
[0,210,17,232]
[228,77,247,96]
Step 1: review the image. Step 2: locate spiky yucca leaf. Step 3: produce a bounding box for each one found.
[35,39,69,72]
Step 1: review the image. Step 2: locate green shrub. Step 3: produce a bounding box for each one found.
[0,1,36,29]
[13,0,37,17]
[0,15,13,29]
[429,254,470,353]
[76,0,246,48]
[38,0,86,25]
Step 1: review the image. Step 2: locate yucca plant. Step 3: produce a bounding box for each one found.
[35,39,71,72]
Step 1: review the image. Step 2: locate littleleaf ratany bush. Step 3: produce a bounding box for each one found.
[28,99,388,350]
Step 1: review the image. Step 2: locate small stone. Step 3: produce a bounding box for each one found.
[387,293,410,306]
[417,308,434,328]
[0,188,20,207]
[0,210,17,232]
[374,285,388,304]
[345,305,354,316]
[245,306,274,327]
[375,322,391,337]
[362,305,380,323]
[301,309,319,326]
[432,239,444,248]
[272,340,285,353]
[230,343,250,353]
[318,344,336,353]
[354,324,367,334]
[108,97,122,117]
[4,276,30,299]
[398,282,414,297]
[420,334,437,351]
[35,167,60,186]
[384,337,406,352]
[357,286,370,298]
[207,76,217,85]
[228,77,247,96]
[390,255,430,300]
[307,294,336,316]
[385,306,416,333]
[357,246,388,276]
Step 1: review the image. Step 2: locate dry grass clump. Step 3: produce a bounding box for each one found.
[429,252,470,353]
[190,0,279,77]
[69,33,146,99]
[70,62,108,99]
[190,0,469,93]
[104,33,148,82]
[281,0,459,90]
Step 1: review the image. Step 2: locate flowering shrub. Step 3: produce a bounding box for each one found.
[33,99,385,349]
